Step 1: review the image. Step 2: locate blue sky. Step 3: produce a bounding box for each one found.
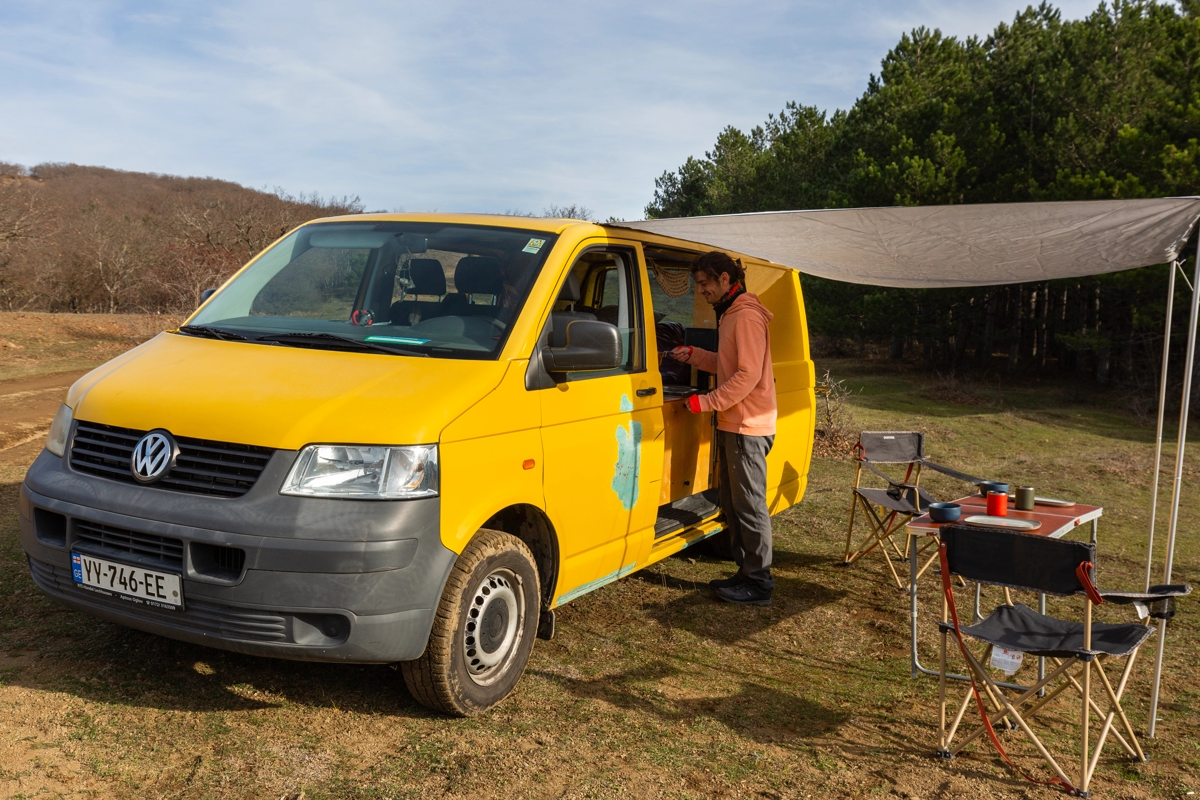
[0,0,1104,221]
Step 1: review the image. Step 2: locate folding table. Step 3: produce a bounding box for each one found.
[905,495,1103,688]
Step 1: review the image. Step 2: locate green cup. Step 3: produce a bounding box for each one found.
[1015,486,1035,511]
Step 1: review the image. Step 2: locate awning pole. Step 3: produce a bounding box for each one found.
[1148,239,1200,739]
[1144,261,1178,591]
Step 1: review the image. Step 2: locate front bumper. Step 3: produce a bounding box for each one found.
[19,448,457,663]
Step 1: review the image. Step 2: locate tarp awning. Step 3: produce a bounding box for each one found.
[613,198,1200,288]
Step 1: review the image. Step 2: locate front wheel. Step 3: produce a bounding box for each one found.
[401,529,540,716]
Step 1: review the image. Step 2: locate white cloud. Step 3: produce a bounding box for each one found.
[0,0,1114,221]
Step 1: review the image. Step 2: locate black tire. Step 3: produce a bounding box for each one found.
[401,529,540,716]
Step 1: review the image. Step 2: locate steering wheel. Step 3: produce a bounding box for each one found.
[351,309,374,326]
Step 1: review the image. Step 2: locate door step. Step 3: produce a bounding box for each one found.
[654,489,720,538]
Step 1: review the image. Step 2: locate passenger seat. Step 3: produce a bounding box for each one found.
[550,273,597,346]
[441,256,505,317]
[389,259,447,325]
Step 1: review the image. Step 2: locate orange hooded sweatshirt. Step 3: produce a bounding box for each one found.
[691,292,777,436]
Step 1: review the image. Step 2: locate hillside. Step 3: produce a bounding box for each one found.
[0,162,361,314]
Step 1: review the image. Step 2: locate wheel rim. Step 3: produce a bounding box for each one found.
[462,568,524,686]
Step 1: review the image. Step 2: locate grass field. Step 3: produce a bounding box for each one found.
[0,313,1197,799]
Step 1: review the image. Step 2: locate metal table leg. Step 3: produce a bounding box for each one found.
[910,531,919,678]
[1038,592,1047,697]
[908,529,1031,691]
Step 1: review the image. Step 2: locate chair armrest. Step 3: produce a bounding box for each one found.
[860,458,907,487]
[1101,584,1192,602]
[920,459,985,485]
[1100,584,1190,620]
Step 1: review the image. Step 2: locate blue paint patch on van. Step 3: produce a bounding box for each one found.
[612,420,642,510]
[557,563,637,605]
[619,394,634,412]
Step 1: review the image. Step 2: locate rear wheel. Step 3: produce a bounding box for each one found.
[401,529,540,716]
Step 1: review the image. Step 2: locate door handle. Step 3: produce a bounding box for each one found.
[636,387,657,397]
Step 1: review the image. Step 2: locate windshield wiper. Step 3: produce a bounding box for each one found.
[256,332,427,357]
[177,324,247,341]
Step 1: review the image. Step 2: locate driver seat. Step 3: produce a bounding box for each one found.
[389,259,446,326]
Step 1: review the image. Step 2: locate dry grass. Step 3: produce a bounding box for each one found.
[0,311,183,382]
[0,326,1197,798]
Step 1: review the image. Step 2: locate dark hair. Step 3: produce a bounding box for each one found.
[690,251,744,286]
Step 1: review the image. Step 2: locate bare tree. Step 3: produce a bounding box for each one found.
[0,174,50,310]
[542,203,596,222]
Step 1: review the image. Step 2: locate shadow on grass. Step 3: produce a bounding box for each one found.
[1,612,428,716]
[629,555,848,646]
[531,660,847,744]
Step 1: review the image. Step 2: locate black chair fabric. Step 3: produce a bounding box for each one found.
[856,485,936,515]
[940,525,1096,596]
[860,431,924,463]
[939,603,1154,659]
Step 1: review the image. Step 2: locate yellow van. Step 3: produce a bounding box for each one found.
[19,214,815,715]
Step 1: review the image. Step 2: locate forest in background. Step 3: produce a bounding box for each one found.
[0,162,362,314]
[647,0,1200,397]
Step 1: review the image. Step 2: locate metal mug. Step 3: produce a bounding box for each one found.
[1016,486,1035,511]
[986,491,1008,517]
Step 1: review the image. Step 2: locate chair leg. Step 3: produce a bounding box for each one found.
[951,658,1076,755]
[939,627,948,756]
[843,492,860,562]
[1092,657,1146,769]
[846,501,898,566]
[960,646,1076,786]
[1080,604,1092,794]
[1048,658,1136,759]
[844,496,887,563]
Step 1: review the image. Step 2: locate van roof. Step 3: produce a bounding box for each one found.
[306,212,782,268]
[310,212,600,236]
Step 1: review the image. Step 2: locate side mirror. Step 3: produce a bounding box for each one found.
[199,288,217,304]
[542,320,622,373]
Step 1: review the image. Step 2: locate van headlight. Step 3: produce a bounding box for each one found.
[46,404,73,457]
[281,444,438,499]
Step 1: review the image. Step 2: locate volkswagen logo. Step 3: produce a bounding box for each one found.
[130,430,177,483]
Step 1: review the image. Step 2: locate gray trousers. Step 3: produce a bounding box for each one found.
[716,430,775,592]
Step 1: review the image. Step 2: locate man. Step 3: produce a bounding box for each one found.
[669,251,777,606]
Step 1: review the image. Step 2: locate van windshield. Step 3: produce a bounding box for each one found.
[185,222,559,359]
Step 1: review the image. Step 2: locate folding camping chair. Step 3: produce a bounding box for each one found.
[935,525,1191,796]
[844,431,982,589]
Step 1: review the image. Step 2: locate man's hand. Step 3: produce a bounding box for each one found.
[668,346,694,363]
[685,394,702,414]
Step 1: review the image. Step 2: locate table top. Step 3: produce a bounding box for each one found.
[906,494,1102,539]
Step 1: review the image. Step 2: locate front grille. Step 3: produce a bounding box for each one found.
[74,520,185,572]
[70,421,274,498]
[28,558,288,643]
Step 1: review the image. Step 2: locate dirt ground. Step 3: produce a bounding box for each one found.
[0,313,1197,799]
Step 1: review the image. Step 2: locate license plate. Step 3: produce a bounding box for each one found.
[71,552,183,611]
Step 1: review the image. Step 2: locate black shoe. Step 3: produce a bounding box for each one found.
[708,574,746,590]
[715,583,772,606]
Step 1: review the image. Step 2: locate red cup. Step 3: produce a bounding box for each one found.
[986,491,1008,517]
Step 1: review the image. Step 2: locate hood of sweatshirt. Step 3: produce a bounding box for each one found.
[721,291,774,327]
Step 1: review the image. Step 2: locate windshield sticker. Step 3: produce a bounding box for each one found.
[522,238,546,254]
[365,335,430,345]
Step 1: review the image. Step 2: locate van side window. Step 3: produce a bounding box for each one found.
[554,249,644,380]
